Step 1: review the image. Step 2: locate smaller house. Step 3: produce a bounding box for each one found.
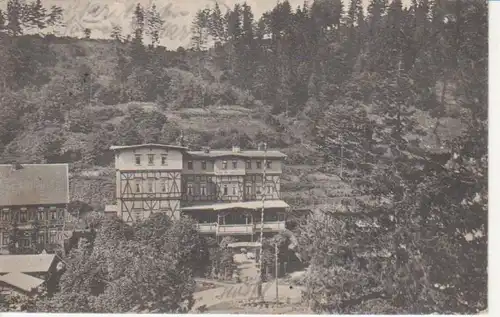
[0,253,61,298]
[0,272,45,298]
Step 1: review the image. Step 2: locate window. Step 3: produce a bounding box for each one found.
[135,182,141,193]
[256,161,262,168]
[161,154,168,165]
[223,185,228,195]
[267,185,273,194]
[2,233,9,245]
[266,160,272,169]
[187,161,193,170]
[232,161,238,168]
[50,208,57,220]
[148,181,153,193]
[246,184,252,195]
[201,184,206,196]
[2,209,9,221]
[232,186,236,195]
[49,231,57,244]
[246,160,251,169]
[161,182,166,192]
[135,154,141,165]
[57,208,65,220]
[187,183,193,195]
[21,239,30,247]
[201,161,207,170]
[148,154,155,165]
[37,208,44,221]
[222,161,227,169]
[38,234,45,245]
[20,209,27,222]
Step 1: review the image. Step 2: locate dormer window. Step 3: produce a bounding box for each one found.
[222,161,228,169]
[266,160,272,169]
[256,161,262,169]
[161,154,168,165]
[232,161,238,169]
[135,155,141,165]
[148,154,155,165]
[187,161,193,170]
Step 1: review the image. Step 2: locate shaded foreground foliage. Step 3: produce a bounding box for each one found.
[34,214,206,313]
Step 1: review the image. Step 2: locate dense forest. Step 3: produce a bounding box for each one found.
[0,0,487,314]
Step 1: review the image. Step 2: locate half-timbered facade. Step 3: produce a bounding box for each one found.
[108,144,289,239]
[110,144,186,223]
[0,164,71,254]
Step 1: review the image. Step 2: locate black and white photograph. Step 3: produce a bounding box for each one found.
[0,0,488,314]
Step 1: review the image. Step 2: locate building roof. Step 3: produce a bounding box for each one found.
[187,150,287,159]
[181,200,290,211]
[0,272,45,292]
[110,144,188,151]
[0,254,56,274]
[0,164,69,206]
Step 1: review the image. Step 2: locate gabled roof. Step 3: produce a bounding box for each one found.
[187,150,287,159]
[0,164,69,206]
[181,200,290,211]
[0,272,45,292]
[110,144,188,151]
[0,254,56,274]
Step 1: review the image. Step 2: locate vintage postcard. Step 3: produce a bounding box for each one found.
[0,0,488,315]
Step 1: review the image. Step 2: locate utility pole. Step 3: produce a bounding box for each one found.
[275,242,279,305]
[257,142,268,300]
[340,134,344,179]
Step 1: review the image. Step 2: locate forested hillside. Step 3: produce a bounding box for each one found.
[0,0,487,314]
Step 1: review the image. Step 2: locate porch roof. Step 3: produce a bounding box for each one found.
[181,200,290,211]
[0,272,45,292]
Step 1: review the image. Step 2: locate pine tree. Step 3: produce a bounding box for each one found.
[0,9,6,31]
[146,4,164,48]
[83,28,91,39]
[209,2,225,43]
[190,8,211,51]
[27,0,47,30]
[110,23,122,42]
[6,0,23,36]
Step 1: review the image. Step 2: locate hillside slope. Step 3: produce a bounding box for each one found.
[0,35,463,212]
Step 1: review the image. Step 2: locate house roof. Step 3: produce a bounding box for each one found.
[186,150,286,159]
[0,254,56,274]
[181,200,290,211]
[109,144,188,151]
[0,272,45,292]
[0,164,69,206]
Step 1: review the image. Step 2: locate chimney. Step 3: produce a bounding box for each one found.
[11,162,23,170]
[232,145,240,153]
[203,146,210,154]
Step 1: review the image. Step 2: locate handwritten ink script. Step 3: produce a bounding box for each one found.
[216,281,274,300]
[61,0,196,42]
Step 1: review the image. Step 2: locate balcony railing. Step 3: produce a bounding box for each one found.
[195,221,286,235]
[217,224,254,235]
[197,223,218,233]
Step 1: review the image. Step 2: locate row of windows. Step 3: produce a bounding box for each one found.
[1,208,64,222]
[129,181,275,196]
[186,184,274,196]
[132,181,176,193]
[132,154,275,170]
[135,154,168,166]
[0,231,58,246]
[186,160,272,170]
